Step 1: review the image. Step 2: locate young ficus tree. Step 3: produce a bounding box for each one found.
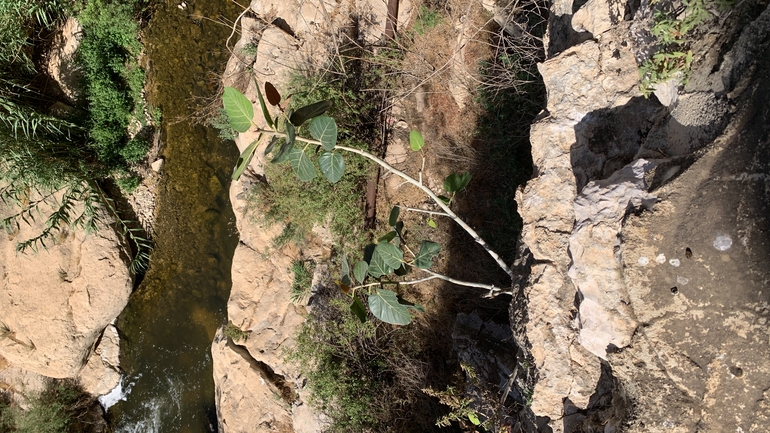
[222,82,512,325]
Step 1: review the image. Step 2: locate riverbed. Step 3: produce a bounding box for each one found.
[108,0,242,431]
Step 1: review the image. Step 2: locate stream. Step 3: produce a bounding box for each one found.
[108,0,241,431]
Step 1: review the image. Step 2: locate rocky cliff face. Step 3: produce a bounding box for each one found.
[512,0,770,431]
[211,1,415,430]
[0,198,132,398]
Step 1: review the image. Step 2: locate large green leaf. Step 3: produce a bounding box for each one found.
[368,289,411,325]
[353,260,368,284]
[350,297,367,323]
[375,242,403,269]
[309,116,338,150]
[368,248,394,278]
[443,172,472,193]
[290,100,332,126]
[222,87,253,133]
[287,147,317,181]
[232,134,261,180]
[254,80,274,128]
[414,240,440,269]
[410,130,424,151]
[318,151,344,183]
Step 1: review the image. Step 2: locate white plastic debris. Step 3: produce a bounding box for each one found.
[638,256,649,266]
[656,254,667,264]
[669,258,681,267]
[676,276,689,285]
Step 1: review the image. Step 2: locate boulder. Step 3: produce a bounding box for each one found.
[0,198,133,380]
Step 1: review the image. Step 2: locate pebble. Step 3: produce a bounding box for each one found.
[669,258,681,267]
[714,234,733,251]
[638,256,649,266]
[656,254,667,264]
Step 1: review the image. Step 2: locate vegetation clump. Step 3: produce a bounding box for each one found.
[0,379,98,433]
[0,0,151,270]
[639,0,732,95]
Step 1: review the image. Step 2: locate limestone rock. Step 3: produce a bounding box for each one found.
[572,0,625,37]
[569,159,656,359]
[211,328,294,433]
[47,17,83,103]
[514,25,642,429]
[0,200,133,379]
[77,324,121,397]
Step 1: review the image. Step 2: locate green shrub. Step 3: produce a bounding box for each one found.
[288,296,429,433]
[0,379,94,433]
[76,0,145,166]
[209,107,237,141]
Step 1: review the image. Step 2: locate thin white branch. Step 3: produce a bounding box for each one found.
[403,207,450,217]
[336,145,514,279]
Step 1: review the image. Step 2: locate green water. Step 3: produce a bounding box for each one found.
[109,0,241,431]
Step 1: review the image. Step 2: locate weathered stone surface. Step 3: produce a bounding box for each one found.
[572,0,625,37]
[569,159,655,359]
[78,324,121,397]
[0,201,133,379]
[514,23,641,429]
[47,17,83,103]
[228,178,305,377]
[212,328,294,433]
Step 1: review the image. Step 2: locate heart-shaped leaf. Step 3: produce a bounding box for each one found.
[410,130,424,151]
[350,297,367,323]
[290,100,332,126]
[368,289,411,325]
[287,147,316,182]
[309,116,338,150]
[232,134,261,180]
[353,260,368,283]
[374,242,403,269]
[254,80,274,128]
[222,87,253,133]
[389,206,400,226]
[414,240,440,269]
[318,151,344,183]
[265,82,281,106]
[443,172,472,193]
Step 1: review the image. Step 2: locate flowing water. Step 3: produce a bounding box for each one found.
[108,0,241,431]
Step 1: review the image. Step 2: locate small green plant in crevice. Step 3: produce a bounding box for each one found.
[223,321,250,342]
[639,0,731,95]
[413,5,444,35]
[240,42,258,57]
[290,260,315,304]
